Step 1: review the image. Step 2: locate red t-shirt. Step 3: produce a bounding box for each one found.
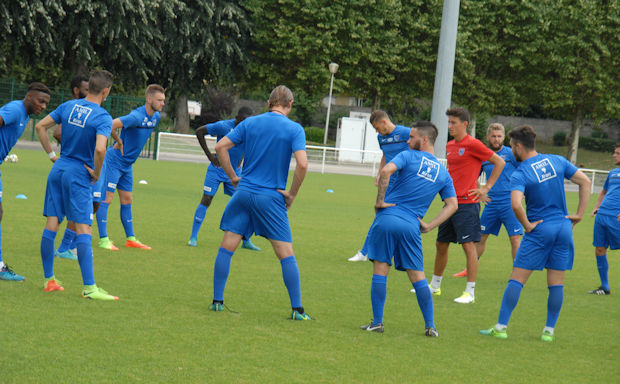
[446,135,494,204]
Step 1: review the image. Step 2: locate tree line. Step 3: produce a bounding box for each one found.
[1,0,618,162]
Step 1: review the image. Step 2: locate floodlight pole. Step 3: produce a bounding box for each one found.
[431,0,460,159]
[323,62,339,145]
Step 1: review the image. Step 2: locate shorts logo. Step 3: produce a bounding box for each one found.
[204,186,212,192]
[481,225,486,230]
[0,191,3,198]
[531,158,557,183]
[458,148,465,156]
[68,104,93,128]
[90,213,93,220]
[417,156,440,182]
[107,182,117,189]
[93,192,101,198]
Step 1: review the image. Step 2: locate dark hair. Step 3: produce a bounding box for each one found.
[70,75,88,93]
[146,84,165,98]
[236,106,253,121]
[508,125,537,150]
[369,110,389,125]
[88,69,114,94]
[27,82,51,95]
[446,107,469,123]
[616,142,620,149]
[412,120,438,145]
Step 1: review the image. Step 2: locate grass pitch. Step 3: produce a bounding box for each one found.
[1,148,618,383]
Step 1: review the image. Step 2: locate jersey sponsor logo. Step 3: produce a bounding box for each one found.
[68,104,93,128]
[531,158,557,183]
[107,182,117,189]
[93,191,101,198]
[387,137,393,142]
[204,186,212,192]
[458,148,465,156]
[417,156,440,182]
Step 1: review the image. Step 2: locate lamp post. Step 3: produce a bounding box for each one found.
[322,62,339,145]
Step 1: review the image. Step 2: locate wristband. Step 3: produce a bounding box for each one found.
[48,151,56,159]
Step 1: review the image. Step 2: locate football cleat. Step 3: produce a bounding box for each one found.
[429,286,441,296]
[125,237,151,250]
[187,238,197,247]
[348,251,368,262]
[454,291,475,304]
[43,277,64,292]
[453,269,468,277]
[241,239,261,251]
[82,285,119,301]
[360,321,384,333]
[56,249,78,260]
[425,327,439,337]
[588,286,610,295]
[209,302,223,312]
[98,237,119,251]
[0,265,25,281]
[541,330,555,342]
[291,310,312,320]
[480,326,508,339]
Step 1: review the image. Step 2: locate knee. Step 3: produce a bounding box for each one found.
[93,202,100,214]
[595,247,607,256]
[0,204,3,222]
[201,194,213,207]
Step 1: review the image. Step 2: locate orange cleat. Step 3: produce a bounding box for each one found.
[453,269,468,277]
[125,238,152,250]
[43,278,64,292]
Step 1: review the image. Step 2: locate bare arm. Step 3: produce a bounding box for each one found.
[278,150,308,209]
[111,118,124,155]
[215,136,238,186]
[35,115,59,162]
[375,162,397,211]
[469,153,505,202]
[196,126,219,166]
[84,134,109,183]
[511,190,541,233]
[419,197,458,233]
[591,189,607,216]
[375,154,386,186]
[53,125,62,143]
[567,170,591,227]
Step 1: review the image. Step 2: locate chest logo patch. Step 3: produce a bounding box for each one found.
[68,105,93,128]
[531,158,557,183]
[417,156,440,182]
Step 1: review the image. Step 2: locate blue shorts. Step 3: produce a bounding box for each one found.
[593,213,620,250]
[514,218,574,271]
[368,214,423,271]
[203,167,239,197]
[104,160,133,193]
[91,162,105,203]
[220,189,292,242]
[437,203,481,244]
[480,201,523,236]
[43,160,93,225]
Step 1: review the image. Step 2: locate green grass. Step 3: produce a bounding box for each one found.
[2,148,619,383]
[536,141,617,171]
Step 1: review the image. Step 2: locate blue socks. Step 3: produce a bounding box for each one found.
[57,228,76,253]
[413,280,434,328]
[546,285,564,329]
[596,255,609,290]
[371,274,387,325]
[280,256,302,309]
[190,204,208,240]
[75,234,95,285]
[96,202,109,238]
[213,247,233,302]
[40,229,57,279]
[120,204,134,238]
[498,279,523,326]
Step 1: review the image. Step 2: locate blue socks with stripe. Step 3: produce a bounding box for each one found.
[57,228,76,253]
[190,204,208,240]
[40,229,57,279]
[213,247,233,302]
[280,255,302,309]
[120,204,134,238]
[371,274,387,325]
[498,279,523,326]
[413,279,434,329]
[75,234,95,285]
[96,202,109,238]
[546,285,564,329]
[596,255,609,290]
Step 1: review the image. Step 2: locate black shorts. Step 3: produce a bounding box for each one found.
[437,203,481,244]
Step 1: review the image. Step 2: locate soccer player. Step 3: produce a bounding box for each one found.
[348,110,412,262]
[430,108,505,304]
[480,125,590,341]
[187,107,260,251]
[53,75,90,261]
[210,85,311,319]
[453,123,523,277]
[35,69,119,300]
[360,122,457,336]
[588,142,620,295]
[0,82,51,281]
[95,84,165,251]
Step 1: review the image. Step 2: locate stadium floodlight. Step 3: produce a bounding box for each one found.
[322,62,339,145]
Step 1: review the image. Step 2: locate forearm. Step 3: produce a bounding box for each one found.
[111,130,121,143]
[289,163,307,197]
[512,201,529,227]
[576,182,591,218]
[94,149,105,178]
[195,127,214,159]
[35,117,56,155]
[375,173,390,205]
[216,147,236,180]
[425,198,458,230]
[593,191,606,211]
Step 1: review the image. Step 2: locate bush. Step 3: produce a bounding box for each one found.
[591,130,608,139]
[553,131,567,146]
[580,136,616,152]
[305,126,325,143]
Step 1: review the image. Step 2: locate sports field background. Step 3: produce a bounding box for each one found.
[2,149,618,383]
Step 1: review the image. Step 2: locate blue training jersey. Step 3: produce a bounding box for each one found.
[108,105,160,167]
[49,99,113,169]
[205,119,244,171]
[481,145,518,203]
[599,167,620,216]
[510,153,578,222]
[0,100,29,164]
[226,111,305,197]
[379,150,456,222]
[378,124,410,163]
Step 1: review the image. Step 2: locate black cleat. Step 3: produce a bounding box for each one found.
[425,327,439,337]
[360,321,384,333]
[588,286,611,295]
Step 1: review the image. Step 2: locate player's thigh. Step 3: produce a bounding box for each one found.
[202,170,222,197]
[63,171,93,225]
[514,224,552,271]
[219,190,253,240]
[43,166,66,221]
[393,220,423,272]
[501,207,524,236]
[453,203,481,243]
[546,219,574,271]
[116,167,133,193]
[251,193,292,242]
[222,180,236,197]
[367,216,397,267]
[480,205,502,236]
[104,162,123,194]
[437,215,457,243]
[593,214,620,250]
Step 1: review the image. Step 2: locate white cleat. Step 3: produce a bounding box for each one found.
[454,291,475,304]
[410,288,416,293]
[348,251,368,262]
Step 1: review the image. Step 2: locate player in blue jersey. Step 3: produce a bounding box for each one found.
[480,125,591,341]
[210,85,311,320]
[95,84,165,251]
[349,110,412,262]
[588,142,620,295]
[187,107,260,251]
[0,83,51,281]
[360,122,457,335]
[35,70,119,300]
[453,123,523,277]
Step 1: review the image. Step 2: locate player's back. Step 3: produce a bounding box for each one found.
[510,153,578,222]
[0,100,28,162]
[227,112,305,196]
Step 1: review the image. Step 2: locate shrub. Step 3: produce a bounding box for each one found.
[305,126,325,143]
[580,136,616,152]
[553,131,567,146]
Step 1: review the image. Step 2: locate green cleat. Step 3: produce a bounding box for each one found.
[98,237,119,251]
[430,286,441,296]
[480,326,508,339]
[188,238,197,247]
[209,302,223,312]
[82,285,119,301]
[541,331,555,342]
[291,310,312,320]
[241,239,261,251]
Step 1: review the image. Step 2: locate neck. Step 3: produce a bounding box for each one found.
[421,145,435,155]
[145,103,155,116]
[85,93,105,106]
[270,107,288,116]
[454,131,468,141]
[521,149,538,161]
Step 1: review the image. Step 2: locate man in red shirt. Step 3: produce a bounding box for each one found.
[429,108,505,303]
